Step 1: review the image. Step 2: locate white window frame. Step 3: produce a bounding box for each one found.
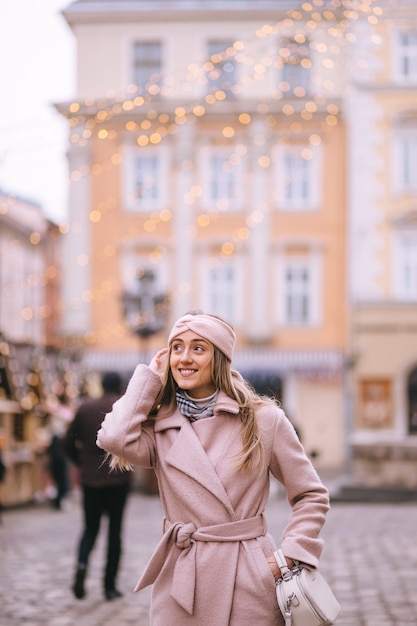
[200,146,244,212]
[122,144,168,212]
[199,254,243,327]
[273,144,322,211]
[393,29,417,83]
[209,264,235,323]
[206,39,236,95]
[280,38,311,93]
[133,41,162,89]
[392,128,417,194]
[276,249,322,327]
[393,229,417,300]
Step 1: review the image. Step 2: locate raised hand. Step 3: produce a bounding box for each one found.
[149,348,169,378]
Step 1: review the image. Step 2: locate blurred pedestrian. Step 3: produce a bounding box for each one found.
[97,312,330,625]
[64,371,132,601]
[47,434,69,510]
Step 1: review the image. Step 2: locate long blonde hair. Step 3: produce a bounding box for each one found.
[110,315,275,473]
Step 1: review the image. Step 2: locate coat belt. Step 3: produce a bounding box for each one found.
[134,514,267,615]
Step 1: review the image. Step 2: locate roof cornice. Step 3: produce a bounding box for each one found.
[62,0,294,26]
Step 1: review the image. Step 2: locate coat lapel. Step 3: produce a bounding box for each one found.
[155,404,237,517]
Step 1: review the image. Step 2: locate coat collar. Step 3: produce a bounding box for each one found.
[153,390,240,433]
[213,390,240,417]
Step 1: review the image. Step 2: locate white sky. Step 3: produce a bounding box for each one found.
[0,0,75,222]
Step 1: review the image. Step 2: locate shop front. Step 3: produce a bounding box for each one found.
[351,303,417,488]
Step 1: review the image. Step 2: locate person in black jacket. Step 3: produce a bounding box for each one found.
[64,371,132,601]
[47,434,69,510]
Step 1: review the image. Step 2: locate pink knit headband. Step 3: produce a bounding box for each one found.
[168,314,236,361]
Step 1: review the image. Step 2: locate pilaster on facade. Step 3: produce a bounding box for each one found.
[61,141,92,338]
[246,115,271,342]
[346,90,385,301]
[172,123,195,319]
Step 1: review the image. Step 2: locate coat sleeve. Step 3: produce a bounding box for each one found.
[267,407,330,568]
[96,364,162,468]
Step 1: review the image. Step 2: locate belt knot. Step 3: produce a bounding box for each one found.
[175,522,196,549]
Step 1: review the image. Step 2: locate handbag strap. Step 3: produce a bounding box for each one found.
[274,550,293,626]
[274,549,290,577]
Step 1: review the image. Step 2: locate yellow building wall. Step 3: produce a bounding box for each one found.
[88,115,348,354]
[271,122,347,351]
[296,378,345,470]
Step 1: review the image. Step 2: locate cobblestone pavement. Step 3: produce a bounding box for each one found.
[1,487,417,626]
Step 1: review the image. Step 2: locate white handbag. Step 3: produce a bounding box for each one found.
[274,549,341,626]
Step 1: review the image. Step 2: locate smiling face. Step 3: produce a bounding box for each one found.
[170,329,216,399]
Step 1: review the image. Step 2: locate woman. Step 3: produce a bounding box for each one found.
[97,312,330,625]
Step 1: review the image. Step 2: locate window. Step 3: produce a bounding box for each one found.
[201,148,244,211]
[280,38,311,94]
[133,42,162,90]
[123,146,168,212]
[207,40,236,95]
[285,262,310,325]
[208,264,235,323]
[274,145,321,210]
[394,231,417,300]
[134,156,159,203]
[198,255,243,326]
[209,156,237,204]
[284,154,309,204]
[399,136,417,191]
[392,112,417,193]
[395,30,417,82]
[276,250,322,327]
[402,237,417,298]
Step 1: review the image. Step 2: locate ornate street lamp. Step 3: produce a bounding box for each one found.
[121,269,169,345]
[121,269,169,492]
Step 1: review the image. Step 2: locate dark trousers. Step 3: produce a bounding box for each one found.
[77,484,130,590]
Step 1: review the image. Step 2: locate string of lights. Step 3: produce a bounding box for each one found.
[0,0,385,342]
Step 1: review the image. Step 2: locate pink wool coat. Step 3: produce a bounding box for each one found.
[97,365,330,626]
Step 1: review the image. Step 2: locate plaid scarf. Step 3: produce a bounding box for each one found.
[176,389,218,422]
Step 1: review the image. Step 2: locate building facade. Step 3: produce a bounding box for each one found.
[57,0,395,474]
[0,191,78,505]
[347,0,417,487]
[0,193,64,505]
[59,0,348,467]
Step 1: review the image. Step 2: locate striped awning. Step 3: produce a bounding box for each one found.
[234,349,344,372]
[82,348,345,374]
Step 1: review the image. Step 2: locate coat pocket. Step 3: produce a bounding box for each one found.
[246,543,278,604]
